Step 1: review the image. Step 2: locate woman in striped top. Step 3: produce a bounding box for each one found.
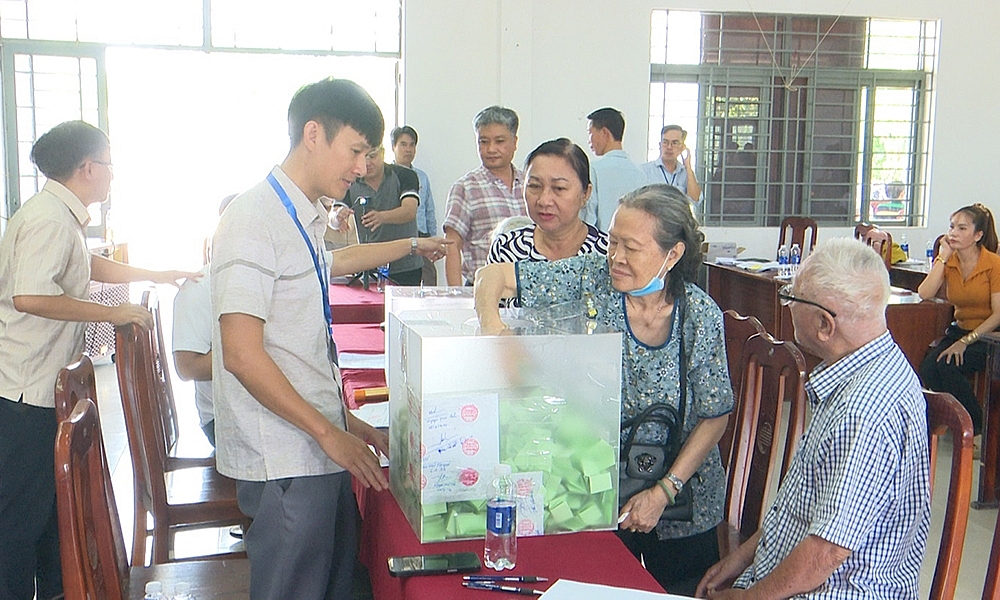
[488,138,609,267]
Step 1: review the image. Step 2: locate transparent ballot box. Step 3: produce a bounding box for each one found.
[387,308,622,543]
[384,286,475,319]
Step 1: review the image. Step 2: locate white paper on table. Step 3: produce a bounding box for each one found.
[338,352,386,370]
[350,402,390,429]
[511,471,544,537]
[421,392,500,502]
[539,579,694,599]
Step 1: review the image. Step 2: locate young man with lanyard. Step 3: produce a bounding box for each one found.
[211,78,449,600]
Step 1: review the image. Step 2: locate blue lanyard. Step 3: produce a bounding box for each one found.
[659,163,679,187]
[267,173,336,363]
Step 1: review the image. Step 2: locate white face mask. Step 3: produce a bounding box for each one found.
[626,255,671,297]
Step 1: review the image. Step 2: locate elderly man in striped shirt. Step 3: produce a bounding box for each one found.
[698,237,930,599]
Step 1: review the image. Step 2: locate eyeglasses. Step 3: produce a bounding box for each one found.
[89,159,113,172]
[660,140,684,148]
[778,284,837,318]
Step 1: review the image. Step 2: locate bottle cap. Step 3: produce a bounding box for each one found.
[494,463,512,476]
[145,581,163,594]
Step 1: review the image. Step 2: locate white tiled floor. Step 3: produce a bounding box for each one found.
[92,339,999,596]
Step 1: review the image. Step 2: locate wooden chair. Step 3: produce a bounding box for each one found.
[54,354,97,423]
[924,390,974,600]
[55,398,250,600]
[719,310,766,468]
[719,332,807,557]
[984,491,1000,599]
[777,216,818,255]
[864,228,893,270]
[854,222,876,241]
[115,302,245,565]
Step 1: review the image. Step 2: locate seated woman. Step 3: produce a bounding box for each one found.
[475,184,732,595]
[488,137,608,265]
[919,203,1000,444]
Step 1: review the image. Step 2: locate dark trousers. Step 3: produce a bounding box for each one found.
[0,397,62,600]
[389,267,422,287]
[920,324,988,434]
[201,419,216,448]
[617,526,720,596]
[237,472,358,600]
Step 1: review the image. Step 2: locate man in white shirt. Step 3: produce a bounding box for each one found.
[0,120,198,600]
[641,124,701,204]
[582,107,647,231]
[391,125,438,284]
[212,78,449,600]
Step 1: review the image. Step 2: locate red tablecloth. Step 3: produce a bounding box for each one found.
[357,484,664,600]
[329,283,385,324]
[341,368,387,410]
[333,323,386,354]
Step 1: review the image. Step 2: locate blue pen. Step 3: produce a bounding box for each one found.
[463,582,544,596]
[464,576,549,583]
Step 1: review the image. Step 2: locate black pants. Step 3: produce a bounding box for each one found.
[0,397,62,600]
[617,526,720,596]
[920,324,988,435]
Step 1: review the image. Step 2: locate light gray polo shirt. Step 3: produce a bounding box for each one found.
[0,180,91,407]
[211,166,346,481]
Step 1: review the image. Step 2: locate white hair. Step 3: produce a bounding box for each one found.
[490,216,535,244]
[796,237,890,324]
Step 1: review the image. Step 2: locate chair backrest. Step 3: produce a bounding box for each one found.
[932,234,946,260]
[725,332,807,541]
[924,390,973,600]
[55,398,129,600]
[777,216,818,255]
[114,319,170,545]
[719,310,767,466]
[142,289,181,453]
[854,222,876,240]
[54,354,96,423]
[984,485,1000,599]
[864,229,893,270]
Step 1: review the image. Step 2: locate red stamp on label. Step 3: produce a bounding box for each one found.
[518,519,534,536]
[515,478,534,497]
[462,438,480,456]
[420,474,426,490]
[461,404,479,422]
[420,443,426,458]
[459,468,479,486]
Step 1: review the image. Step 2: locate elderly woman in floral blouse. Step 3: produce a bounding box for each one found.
[475,184,732,595]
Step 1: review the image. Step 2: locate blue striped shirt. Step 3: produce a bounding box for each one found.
[735,331,930,599]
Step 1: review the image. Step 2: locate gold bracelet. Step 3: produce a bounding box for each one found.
[656,479,675,505]
[934,256,948,266]
[962,332,981,345]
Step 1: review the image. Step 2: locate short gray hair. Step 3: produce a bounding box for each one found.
[474,105,519,136]
[796,237,890,324]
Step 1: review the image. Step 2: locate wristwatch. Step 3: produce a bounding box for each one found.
[410,237,418,255]
[665,473,685,493]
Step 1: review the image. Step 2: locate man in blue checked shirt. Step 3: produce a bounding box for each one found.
[697,237,931,599]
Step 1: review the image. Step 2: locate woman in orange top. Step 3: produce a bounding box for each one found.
[918,203,1000,436]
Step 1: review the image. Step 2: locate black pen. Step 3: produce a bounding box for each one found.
[463,582,544,596]
[464,576,549,583]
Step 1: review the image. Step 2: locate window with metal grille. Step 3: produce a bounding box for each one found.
[649,11,938,227]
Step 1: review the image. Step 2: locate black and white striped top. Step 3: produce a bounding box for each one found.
[487,224,609,265]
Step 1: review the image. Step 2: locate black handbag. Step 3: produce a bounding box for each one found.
[618,291,694,523]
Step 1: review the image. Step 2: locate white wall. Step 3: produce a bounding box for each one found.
[403,0,1000,259]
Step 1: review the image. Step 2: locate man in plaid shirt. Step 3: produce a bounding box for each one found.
[443,105,526,285]
[698,238,930,599]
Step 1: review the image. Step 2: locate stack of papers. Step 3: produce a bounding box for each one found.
[540,580,695,599]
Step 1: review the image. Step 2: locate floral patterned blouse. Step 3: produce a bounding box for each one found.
[516,252,733,540]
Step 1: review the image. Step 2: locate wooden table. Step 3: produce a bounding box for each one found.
[129,559,250,599]
[890,262,931,293]
[329,283,386,324]
[706,262,953,372]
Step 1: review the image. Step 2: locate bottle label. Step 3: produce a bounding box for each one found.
[487,503,514,535]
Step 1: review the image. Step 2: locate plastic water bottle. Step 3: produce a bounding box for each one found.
[900,234,909,261]
[485,464,516,571]
[144,581,165,600]
[789,243,801,275]
[172,582,195,600]
[926,239,935,268]
[777,244,790,278]
[376,263,389,293]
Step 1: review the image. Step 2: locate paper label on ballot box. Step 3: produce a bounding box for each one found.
[421,392,500,503]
